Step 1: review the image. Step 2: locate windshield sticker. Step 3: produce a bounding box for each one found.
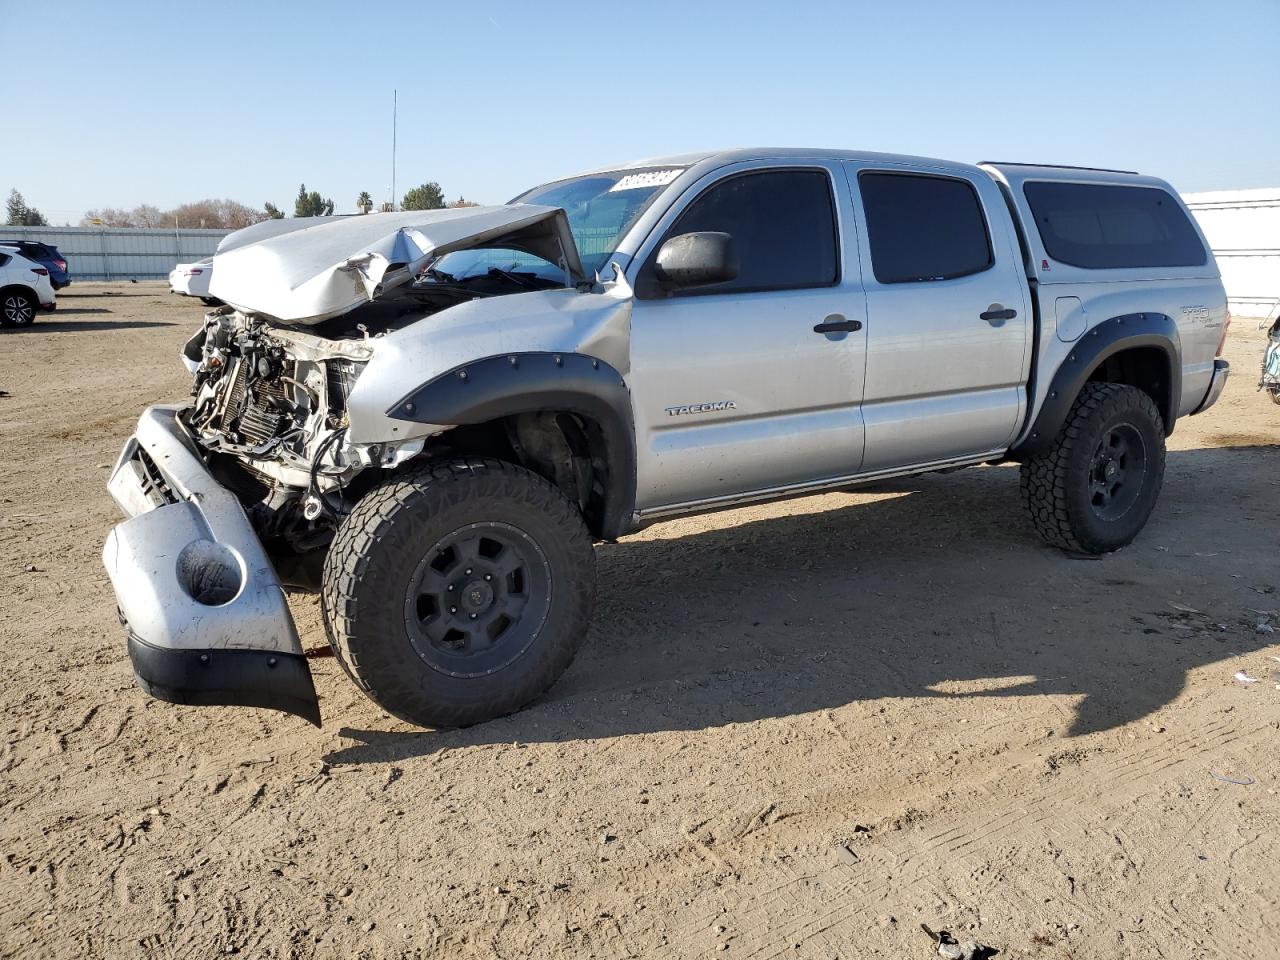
[609,169,683,192]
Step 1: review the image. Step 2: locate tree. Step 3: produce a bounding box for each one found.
[401,182,445,211]
[131,204,165,227]
[78,199,269,229]
[80,207,134,227]
[448,196,481,208]
[294,183,335,218]
[264,202,285,220]
[356,191,373,214]
[6,190,48,226]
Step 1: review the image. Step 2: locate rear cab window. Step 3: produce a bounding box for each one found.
[857,172,993,284]
[1023,181,1206,269]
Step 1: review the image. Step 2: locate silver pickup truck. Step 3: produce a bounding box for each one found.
[102,148,1230,729]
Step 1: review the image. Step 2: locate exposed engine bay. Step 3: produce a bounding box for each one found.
[179,261,573,583]
[183,309,378,577]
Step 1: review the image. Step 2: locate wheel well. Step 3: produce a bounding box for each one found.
[0,284,36,303]
[416,412,614,539]
[1087,346,1173,429]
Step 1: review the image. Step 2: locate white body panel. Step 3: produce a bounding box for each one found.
[169,259,213,298]
[0,247,57,306]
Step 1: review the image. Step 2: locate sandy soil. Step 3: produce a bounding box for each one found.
[1,284,1277,960]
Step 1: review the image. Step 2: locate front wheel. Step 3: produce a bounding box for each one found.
[1269,387,1280,406]
[1020,383,1166,554]
[321,459,596,728]
[1,290,37,327]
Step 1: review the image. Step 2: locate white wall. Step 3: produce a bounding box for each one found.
[1183,187,1280,321]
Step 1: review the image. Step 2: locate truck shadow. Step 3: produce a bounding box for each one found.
[324,444,1278,766]
[6,319,179,332]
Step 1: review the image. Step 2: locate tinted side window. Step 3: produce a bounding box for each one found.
[858,172,993,284]
[1023,182,1206,269]
[0,254,9,267]
[662,169,838,294]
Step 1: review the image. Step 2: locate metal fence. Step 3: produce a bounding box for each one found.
[0,225,232,282]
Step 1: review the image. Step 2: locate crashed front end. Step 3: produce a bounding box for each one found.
[104,308,447,725]
[101,203,618,726]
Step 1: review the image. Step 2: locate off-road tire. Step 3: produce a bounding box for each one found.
[1269,387,1280,406]
[1020,383,1166,554]
[321,458,596,727]
[1,289,37,327]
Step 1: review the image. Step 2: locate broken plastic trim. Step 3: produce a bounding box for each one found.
[126,633,321,727]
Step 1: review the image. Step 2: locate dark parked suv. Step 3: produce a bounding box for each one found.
[0,241,69,289]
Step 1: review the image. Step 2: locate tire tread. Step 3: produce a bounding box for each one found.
[1019,382,1165,554]
[320,458,596,727]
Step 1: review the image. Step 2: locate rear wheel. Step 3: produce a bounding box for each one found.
[322,459,596,727]
[1,290,36,327]
[1020,383,1166,554]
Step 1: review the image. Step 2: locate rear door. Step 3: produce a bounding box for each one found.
[842,162,1031,471]
[627,161,867,512]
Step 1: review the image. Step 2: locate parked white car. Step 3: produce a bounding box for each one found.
[0,244,57,326]
[169,258,219,305]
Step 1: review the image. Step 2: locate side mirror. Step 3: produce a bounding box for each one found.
[654,231,738,290]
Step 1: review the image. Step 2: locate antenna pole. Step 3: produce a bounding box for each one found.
[391,89,397,212]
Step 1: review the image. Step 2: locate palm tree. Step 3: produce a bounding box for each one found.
[356,191,373,214]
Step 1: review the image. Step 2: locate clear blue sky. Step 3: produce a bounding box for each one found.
[3,0,1277,224]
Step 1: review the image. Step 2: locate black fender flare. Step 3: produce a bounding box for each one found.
[1011,312,1180,459]
[388,352,636,540]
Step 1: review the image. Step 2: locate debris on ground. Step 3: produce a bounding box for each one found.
[1234,671,1260,684]
[834,844,860,866]
[920,924,996,959]
[1209,771,1256,786]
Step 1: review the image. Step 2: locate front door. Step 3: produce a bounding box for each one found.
[842,162,1031,472]
[628,162,868,512]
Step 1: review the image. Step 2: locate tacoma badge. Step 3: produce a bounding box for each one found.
[665,401,737,417]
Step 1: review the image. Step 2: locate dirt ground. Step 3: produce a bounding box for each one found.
[1,283,1277,960]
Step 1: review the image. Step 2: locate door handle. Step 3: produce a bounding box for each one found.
[813,315,863,334]
[980,306,1017,322]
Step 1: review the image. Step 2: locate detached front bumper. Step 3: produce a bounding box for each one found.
[1191,359,1230,415]
[102,405,319,725]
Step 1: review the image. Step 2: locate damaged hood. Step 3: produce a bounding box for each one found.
[208,205,585,325]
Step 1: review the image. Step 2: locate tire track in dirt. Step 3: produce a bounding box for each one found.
[641,709,1270,959]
